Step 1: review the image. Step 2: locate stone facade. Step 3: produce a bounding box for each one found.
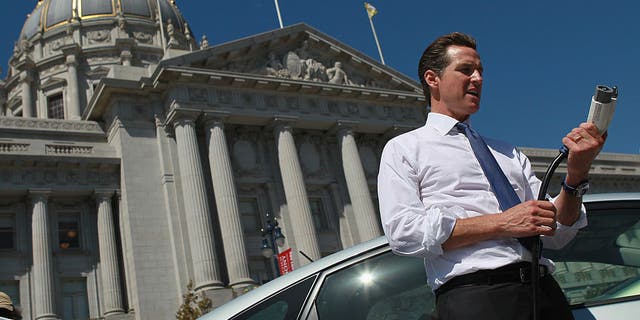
[0,2,639,320]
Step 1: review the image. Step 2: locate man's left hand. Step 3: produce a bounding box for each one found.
[561,122,606,184]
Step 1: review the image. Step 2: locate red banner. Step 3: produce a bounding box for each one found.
[277,248,294,275]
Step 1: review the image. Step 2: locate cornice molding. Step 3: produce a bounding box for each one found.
[0,116,104,136]
[154,67,425,104]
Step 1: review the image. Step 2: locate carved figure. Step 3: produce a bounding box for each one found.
[167,18,178,45]
[326,62,350,85]
[284,51,304,79]
[283,41,327,81]
[304,58,327,82]
[200,35,209,49]
[184,22,192,41]
[265,52,289,78]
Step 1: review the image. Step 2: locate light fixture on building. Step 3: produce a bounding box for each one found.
[260,212,286,277]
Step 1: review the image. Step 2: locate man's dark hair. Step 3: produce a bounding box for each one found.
[417,32,477,105]
[0,308,21,320]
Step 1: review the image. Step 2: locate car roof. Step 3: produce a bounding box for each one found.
[200,192,640,319]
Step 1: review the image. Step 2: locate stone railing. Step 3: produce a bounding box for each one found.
[0,143,30,153]
[45,144,93,155]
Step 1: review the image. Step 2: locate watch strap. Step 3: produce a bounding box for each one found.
[561,178,589,197]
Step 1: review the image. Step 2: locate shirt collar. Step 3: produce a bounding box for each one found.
[425,112,472,136]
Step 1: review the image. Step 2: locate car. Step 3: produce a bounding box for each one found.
[200,193,640,320]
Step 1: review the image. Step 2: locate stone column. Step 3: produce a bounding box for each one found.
[273,120,321,262]
[173,115,223,291]
[20,72,33,118]
[95,190,125,316]
[204,117,254,288]
[65,54,81,120]
[116,192,134,313]
[30,190,57,320]
[337,125,380,242]
[0,94,6,117]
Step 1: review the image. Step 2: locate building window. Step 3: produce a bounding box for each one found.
[58,214,80,250]
[11,105,22,117]
[239,198,261,233]
[249,257,274,284]
[309,198,330,232]
[61,278,89,320]
[47,93,64,119]
[0,214,15,250]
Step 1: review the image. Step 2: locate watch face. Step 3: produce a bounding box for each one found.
[577,182,590,195]
[563,180,589,197]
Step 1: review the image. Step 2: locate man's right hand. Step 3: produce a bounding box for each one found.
[442,200,557,250]
[499,200,557,238]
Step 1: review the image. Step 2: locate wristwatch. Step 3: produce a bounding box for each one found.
[561,178,590,198]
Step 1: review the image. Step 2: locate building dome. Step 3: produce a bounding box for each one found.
[2,0,197,120]
[21,0,189,41]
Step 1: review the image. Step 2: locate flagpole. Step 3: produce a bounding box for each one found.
[367,15,385,65]
[274,0,284,29]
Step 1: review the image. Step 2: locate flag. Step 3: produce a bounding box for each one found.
[277,248,294,275]
[364,2,378,18]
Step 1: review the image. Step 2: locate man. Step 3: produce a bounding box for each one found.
[0,292,21,320]
[377,32,605,320]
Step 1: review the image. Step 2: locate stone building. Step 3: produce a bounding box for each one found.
[0,1,638,319]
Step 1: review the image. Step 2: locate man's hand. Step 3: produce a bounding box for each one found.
[562,122,606,185]
[498,200,557,237]
[442,200,558,250]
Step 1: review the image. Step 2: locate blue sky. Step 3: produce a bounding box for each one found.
[2,1,638,154]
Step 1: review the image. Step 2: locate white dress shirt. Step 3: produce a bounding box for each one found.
[378,112,587,290]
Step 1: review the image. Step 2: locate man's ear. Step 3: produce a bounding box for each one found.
[424,70,439,100]
[424,70,439,89]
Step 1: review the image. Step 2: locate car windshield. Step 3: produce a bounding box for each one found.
[315,252,434,320]
[544,201,640,305]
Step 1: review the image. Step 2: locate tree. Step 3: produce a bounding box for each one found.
[176,280,212,320]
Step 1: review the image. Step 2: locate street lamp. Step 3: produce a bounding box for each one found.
[260,212,286,278]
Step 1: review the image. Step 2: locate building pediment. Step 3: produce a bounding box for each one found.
[40,77,66,90]
[86,66,111,79]
[162,23,422,94]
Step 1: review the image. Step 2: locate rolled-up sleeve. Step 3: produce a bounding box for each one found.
[542,195,588,249]
[377,141,457,258]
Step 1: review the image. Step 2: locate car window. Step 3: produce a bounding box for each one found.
[545,205,640,306]
[233,275,317,320]
[313,251,434,320]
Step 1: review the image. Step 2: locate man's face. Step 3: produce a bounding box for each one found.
[428,45,483,121]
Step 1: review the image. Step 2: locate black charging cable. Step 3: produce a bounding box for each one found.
[526,146,568,319]
[525,84,616,319]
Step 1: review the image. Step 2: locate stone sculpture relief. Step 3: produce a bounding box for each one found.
[133,32,153,44]
[265,52,290,78]
[87,30,111,44]
[326,62,351,85]
[247,40,381,87]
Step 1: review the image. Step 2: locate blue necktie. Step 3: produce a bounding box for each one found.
[455,122,537,251]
